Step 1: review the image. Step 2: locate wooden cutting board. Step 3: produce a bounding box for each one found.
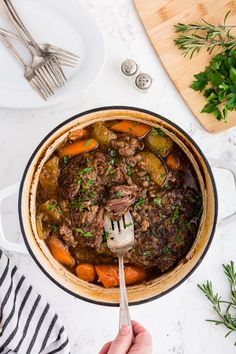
[133,0,236,133]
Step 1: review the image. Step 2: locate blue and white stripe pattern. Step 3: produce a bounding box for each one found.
[0,250,70,354]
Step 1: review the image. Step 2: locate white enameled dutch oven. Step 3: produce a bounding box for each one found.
[1,106,236,306]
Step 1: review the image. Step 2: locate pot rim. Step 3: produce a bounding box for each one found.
[18,105,218,306]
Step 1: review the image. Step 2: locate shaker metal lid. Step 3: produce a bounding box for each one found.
[135,73,152,90]
[121,59,138,76]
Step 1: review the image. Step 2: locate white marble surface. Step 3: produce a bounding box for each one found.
[1,1,236,353]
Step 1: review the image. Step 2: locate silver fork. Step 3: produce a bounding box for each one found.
[104,212,135,331]
[0,34,48,100]
[2,0,66,91]
[4,0,65,87]
[0,28,79,67]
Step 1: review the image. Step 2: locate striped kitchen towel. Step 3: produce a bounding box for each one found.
[0,249,70,354]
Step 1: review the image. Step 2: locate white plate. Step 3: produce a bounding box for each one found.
[0,0,105,108]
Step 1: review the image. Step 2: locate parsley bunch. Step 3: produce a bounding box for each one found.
[191,50,236,120]
[174,11,236,121]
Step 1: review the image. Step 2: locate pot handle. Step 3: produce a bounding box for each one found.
[0,183,27,253]
[209,158,236,225]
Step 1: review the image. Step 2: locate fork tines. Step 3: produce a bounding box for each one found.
[30,76,49,100]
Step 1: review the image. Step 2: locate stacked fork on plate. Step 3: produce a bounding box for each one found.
[0,0,79,100]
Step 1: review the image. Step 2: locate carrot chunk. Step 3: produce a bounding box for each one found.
[75,264,96,282]
[95,265,119,288]
[58,138,98,158]
[111,120,150,138]
[95,265,147,288]
[166,154,182,171]
[68,128,87,141]
[46,235,75,267]
[124,266,147,285]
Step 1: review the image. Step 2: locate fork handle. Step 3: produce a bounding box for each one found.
[0,27,33,46]
[0,33,26,68]
[0,0,34,56]
[0,27,17,39]
[4,0,40,51]
[118,255,132,330]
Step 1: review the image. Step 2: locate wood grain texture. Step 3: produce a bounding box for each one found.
[133,0,236,133]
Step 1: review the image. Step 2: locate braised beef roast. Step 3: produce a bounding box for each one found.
[36,120,202,287]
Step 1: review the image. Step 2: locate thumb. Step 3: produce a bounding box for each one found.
[108,325,132,354]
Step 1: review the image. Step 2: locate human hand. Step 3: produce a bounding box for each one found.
[98,320,152,354]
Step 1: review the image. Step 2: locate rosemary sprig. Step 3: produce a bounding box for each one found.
[174,11,236,58]
[198,261,236,344]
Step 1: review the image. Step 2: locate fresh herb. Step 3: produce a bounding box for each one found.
[174,12,236,121]
[134,197,145,208]
[85,139,92,147]
[84,179,94,189]
[79,204,87,212]
[187,222,193,231]
[89,192,95,199]
[84,231,93,237]
[163,246,170,255]
[75,227,93,237]
[172,206,180,223]
[151,127,158,135]
[77,178,82,186]
[151,227,158,237]
[153,197,162,207]
[179,220,193,232]
[79,167,93,175]
[70,199,80,209]
[175,234,182,243]
[110,172,116,180]
[127,169,132,176]
[103,231,110,242]
[51,224,58,232]
[151,127,166,136]
[174,12,236,57]
[126,164,133,176]
[145,174,150,181]
[75,227,84,234]
[191,52,236,120]
[115,191,121,199]
[194,206,203,221]
[188,196,197,203]
[63,155,70,164]
[143,250,152,257]
[198,261,236,345]
[80,180,93,192]
[47,203,62,214]
[107,165,114,174]
[108,149,117,165]
[158,212,165,220]
[109,158,117,166]
[47,203,56,211]
[109,149,117,157]
[125,223,132,228]
[185,222,193,232]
